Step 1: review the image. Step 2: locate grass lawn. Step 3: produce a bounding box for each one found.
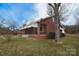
[0,34,79,56]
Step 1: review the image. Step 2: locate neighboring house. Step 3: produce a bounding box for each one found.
[19,16,65,39]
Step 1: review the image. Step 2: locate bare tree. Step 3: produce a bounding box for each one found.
[0,19,6,28]
[47,4,54,17]
[8,20,17,31]
[48,3,61,42]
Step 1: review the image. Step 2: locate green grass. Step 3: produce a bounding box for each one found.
[0,34,79,56]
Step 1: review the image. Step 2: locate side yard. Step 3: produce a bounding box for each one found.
[0,34,79,56]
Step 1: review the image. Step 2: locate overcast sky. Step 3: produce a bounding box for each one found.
[0,3,79,28]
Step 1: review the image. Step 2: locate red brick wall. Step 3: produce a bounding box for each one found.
[37,17,56,34]
[35,17,56,39]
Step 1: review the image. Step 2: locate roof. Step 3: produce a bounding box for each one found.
[20,16,55,30]
[36,16,54,23]
[20,21,38,30]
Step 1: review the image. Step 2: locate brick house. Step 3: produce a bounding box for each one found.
[20,16,65,39]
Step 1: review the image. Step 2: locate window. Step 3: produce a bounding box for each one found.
[40,24,47,34]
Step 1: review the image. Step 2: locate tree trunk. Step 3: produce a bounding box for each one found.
[54,5,60,42]
[48,3,61,42]
[55,22,60,42]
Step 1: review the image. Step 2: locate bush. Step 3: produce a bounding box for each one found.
[47,32,65,39]
[60,32,65,37]
[47,32,55,39]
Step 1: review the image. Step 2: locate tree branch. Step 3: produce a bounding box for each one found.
[58,3,61,7]
[48,3,55,9]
